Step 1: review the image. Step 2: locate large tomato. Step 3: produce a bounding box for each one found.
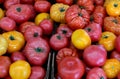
[65,5,90,30]
[58,56,85,79]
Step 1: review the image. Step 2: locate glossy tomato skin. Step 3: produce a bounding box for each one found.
[0,17,16,31]
[24,37,50,66]
[115,35,120,52]
[34,0,51,13]
[29,66,46,79]
[84,23,102,42]
[65,5,90,30]
[10,51,26,62]
[110,50,120,61]
[49,33,68,51]
[4,0,20,9]
[57,24,73,38]
[19,21,36,34]
[83,45,107,67]
[39,19,53,35]
[24,25,43,41]
[86,67,107,79]
[56,0,73,5]
[58,56,85,79]
[6,4,31,24]
[0,56,11,78]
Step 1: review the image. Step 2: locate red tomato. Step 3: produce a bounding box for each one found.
[34,0,51,13]
[57,24,73,38]
[20,0,34,4]
[29,66,46,79]
[39,19,53,35]
[0,17,16,31]
[56,0,73,5]
[4,0,20,9]
[56,48,78,64]
[58,56,85,79]
[110,50,120,61]
[86,67,107,79]
[83,45,107,67]
[10,51,26,62]
[84,22,102,42]
[6,4,31,24]
[24,37,50,66]
[24,25,43,41]
[49,33,68,51]
[115,35,120,52]
[0,56,11,78]
[65,5,90,30]
[19,21,36,34]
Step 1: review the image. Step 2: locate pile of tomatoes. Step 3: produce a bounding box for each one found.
[0,0,120,79]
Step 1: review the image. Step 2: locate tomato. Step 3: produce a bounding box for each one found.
[84,23,102,42]
[115,35,120,52]
[19,21,36,34]
[83,45,107,67]
[0,35,8,56]
[0,17,16,31]
[49,33,68,51]
[56,48,78,64]
[110,50,120,61]
[4,0,20,9]
[58,56,85,79]
[10,51,26,62]
[2,31,25,53]
[57,24,73,38]
[0,56,11,78]
[86,67,107,79]
[65,5,90,30]
[29,66,46,79]
[106,0,120,16]
[24,37,50,66]
[71,29,91,50]
[6,4,31,24]
[50,3,69,23]
[39,19,53,35]
[9,60,31,79]
[35,13,50,25]
[24,25,43,41]
[34,0,51,13]
[99,31,116,51]
[0,8,4,19]
[77,0,94,14]
[56,0,73,5]
[104,16,120,35]
[102,58,120,78]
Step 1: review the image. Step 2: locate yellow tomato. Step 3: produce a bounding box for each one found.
[0,8,4,19]
[35,13,50,25]
[50,3,69,23]
[106,1,120,16]
[99,31,116,51]
[71,29,91,50]
[2,31,25,53]
[102,59,120,79]
[0,35,8,55]
[9,60,31,79]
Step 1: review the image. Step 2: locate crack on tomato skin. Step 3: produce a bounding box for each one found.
[9,35,15,40]
[16,7,21,12]
[35,47,44,53]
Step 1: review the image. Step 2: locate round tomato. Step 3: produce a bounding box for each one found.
[65,5,90,30]
[58,56,85,79]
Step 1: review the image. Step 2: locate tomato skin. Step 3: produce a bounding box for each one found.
[65,5,90,30]
[0,56,11,78]
[49,33,68,51]
[24,25,43,41]
[117,72,120,79]
[29,66,46,79]
[58,56,85,79]
[20,0,34,4]
[34,0,51,13]
[24,37,50,66]
[115,35,120,52]
[93,0,104,5]
[0,17,16,31]
[6,4,31,24]
[56,0,73,5]
[83,45,107,67]
[4,0,20,9]
[86,67,107,79]
[110,50,120,61]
